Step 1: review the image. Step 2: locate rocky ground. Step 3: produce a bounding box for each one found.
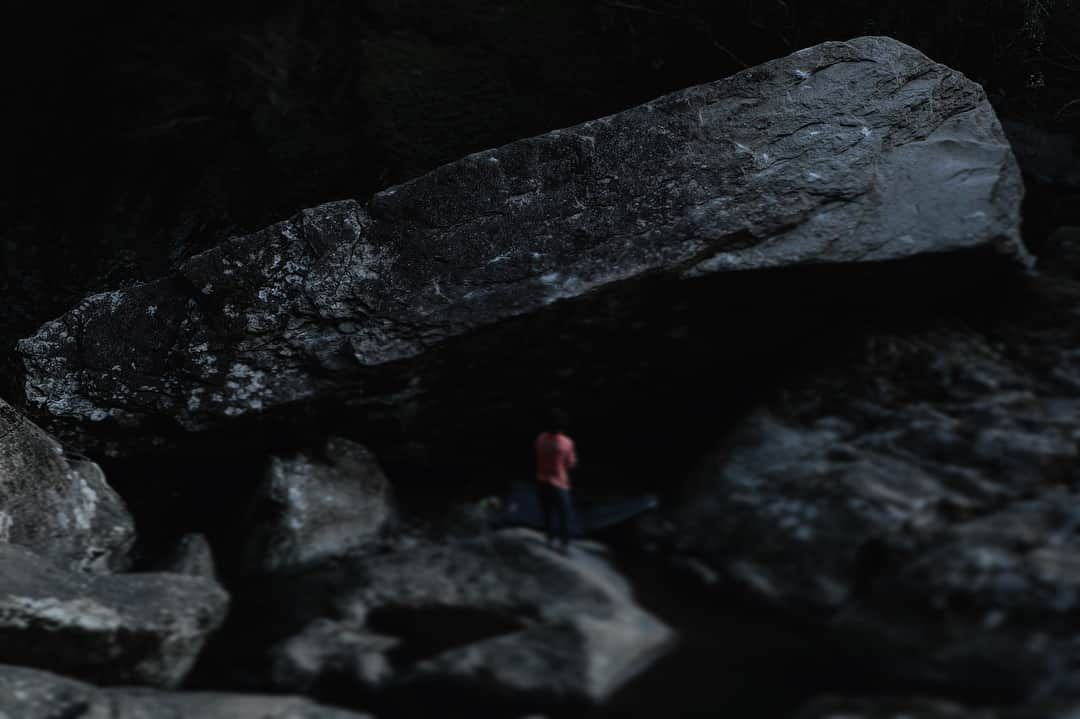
[3,26,1080,719]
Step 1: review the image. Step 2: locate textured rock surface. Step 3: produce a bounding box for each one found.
[661,259,1080,703]
[242,437,394,574]
[0,543,229,687]
[0,397,134,572]
[675,320,1080,614]
[268,529,673,707]
[18,36,1027,444]
[835,491,1080,699]
[0,663,371,719]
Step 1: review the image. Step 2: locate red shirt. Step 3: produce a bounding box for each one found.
[535,432,577,490]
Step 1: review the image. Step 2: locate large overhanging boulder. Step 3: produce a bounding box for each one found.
[17,36,1028,452]
[0,397,134,571]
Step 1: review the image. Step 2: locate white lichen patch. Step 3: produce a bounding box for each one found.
[222,362,271,414]
[71,473,100,531]
[0,511,13,542]
[793,69,810,79]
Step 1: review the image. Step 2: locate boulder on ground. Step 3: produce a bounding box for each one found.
[269,529,674,708]
[0,543,229,688]
[676,327,1080,613]
[242,437,394,574]
[834,490,1080,700]
[0,397,134,572]
[0,663,372,719]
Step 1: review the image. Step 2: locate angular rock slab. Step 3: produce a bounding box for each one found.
[0,397,134,572]
[270,529,674,706]
[0,544,229,688]
[242,437,395,574]
[0,664,371,719]
[18,36,1027,437]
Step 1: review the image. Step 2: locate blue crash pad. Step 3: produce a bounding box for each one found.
[493,480,657,538]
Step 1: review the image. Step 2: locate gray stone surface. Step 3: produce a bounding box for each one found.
[269,529,674,705]
[0,663,371,719]
[242,437,395,574]
[18,36,1027,438]
[0,396,134,572]
[0,543,229,688]
[676,325,1080,613]
[835,490,1080,699]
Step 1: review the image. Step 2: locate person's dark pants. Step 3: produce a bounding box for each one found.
[537,482,572,547]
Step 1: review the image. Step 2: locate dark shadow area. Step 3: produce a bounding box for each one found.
[369,604,527,667]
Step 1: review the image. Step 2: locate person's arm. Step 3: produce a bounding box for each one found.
[565,438,578,470]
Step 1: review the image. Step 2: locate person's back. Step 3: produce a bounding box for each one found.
[534,410,577,552]
[535,431,577,490]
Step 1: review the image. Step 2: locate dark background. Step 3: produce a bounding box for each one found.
[2,0,1078,388]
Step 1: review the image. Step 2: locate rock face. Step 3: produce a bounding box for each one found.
[242,437,395,574]
[836,491,1080,699]
[0,663,371,719]
[0,543,229,687]
[668,255,1080,701]
[676,319,1080,612]
[17,36,1027,449]
[268,529,673,707]
[0,397,134,572]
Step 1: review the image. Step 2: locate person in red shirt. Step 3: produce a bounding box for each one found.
[535,408,577,552]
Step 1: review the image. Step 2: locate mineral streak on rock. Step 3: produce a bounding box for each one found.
[17,36,1028,438]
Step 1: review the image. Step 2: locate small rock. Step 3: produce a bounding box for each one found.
[242,437,395,574]
[156,533,216,579]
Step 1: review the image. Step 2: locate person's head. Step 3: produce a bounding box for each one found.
[546,408,570,434]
